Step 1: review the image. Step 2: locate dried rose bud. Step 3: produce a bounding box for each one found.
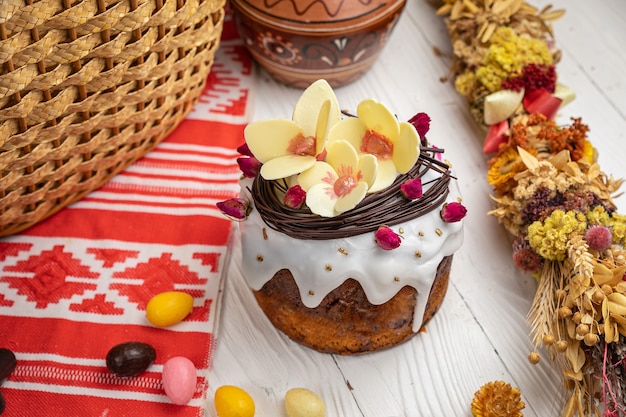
[236,142,253,157]
[237,156,261,178]
[375,226,401,250]
[408,112,430,144]
[440,202,467,223]
[217,198,250,220]
[284,185,306,209]
[400,178,423,200]
[584,225,612,251]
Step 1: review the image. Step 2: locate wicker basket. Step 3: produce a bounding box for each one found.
[0,0,226,236]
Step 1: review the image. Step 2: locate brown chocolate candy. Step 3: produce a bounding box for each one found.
[106,342,156,378]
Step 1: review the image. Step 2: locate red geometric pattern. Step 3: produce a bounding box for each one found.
[111,252,207,310]
[2,245,99,309]
[0,16,252,417]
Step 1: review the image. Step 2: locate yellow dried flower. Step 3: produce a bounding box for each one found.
[476,27,553,93]
[527,210,587,261]
[455,71,477,96]
[471,380,525,417]
[610,213,626,246]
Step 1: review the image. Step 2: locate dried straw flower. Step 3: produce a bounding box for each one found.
[471,380,525,417]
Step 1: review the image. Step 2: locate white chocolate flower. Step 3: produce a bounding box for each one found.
[298,140,377,217]
[245,79,342,180]
[328,99,420,192]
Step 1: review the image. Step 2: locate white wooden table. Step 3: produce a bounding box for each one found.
[210,1,626,416]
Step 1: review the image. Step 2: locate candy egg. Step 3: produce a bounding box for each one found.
[0,348,17,383]
[284,388,326,417]
[214,385,255,417]
[106,342,156,377]
[162,356,197,405]
[146,291,194,327]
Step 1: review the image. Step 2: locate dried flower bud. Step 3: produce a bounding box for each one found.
[555,340,568,352]
[375,226,402,250]
[592,288,606,303]
[554,289,567,301]
[557,307,572,318]
[572,311,582,324]
[542,334,555,346]
[237,156,261,178]
[584,225,613,251]
[528,352,541,365]
[407,112,430,145]
[576,324,589,336]
[583,333,598,346]
[400,178,423,200]
[601,284,613,296]
[236,142,253,157]
[440,202,467,223]
[217,198,251,220]
[471,381,524,417]
[284,185,306,209]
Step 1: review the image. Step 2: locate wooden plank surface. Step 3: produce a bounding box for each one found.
[210,1,626,416]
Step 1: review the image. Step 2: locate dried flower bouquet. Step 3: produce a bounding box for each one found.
[436,0,626,415]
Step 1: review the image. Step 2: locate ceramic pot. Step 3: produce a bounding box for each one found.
[230,0,407,88]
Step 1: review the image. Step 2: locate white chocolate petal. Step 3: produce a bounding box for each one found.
[298,161,337,191]
[245,119,303,162]
[483,89,524,125]
[327,140,358,173]
[393,122,420,174]
[260,155,316,180]
[314,100,331,155]
[357,99,400,142]
[293,79,341,137]
[335,182,368,213]
[554,83,576,107]
[305,183,337,217]
[368,159,397,193]
[358,154,378,188]
[328,117,366,152]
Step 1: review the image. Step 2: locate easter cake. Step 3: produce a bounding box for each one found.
[221,80,465,354]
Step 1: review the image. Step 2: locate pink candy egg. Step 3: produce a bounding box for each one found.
[162,356,197,405]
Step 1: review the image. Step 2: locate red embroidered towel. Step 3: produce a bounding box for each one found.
[0,18,252,417]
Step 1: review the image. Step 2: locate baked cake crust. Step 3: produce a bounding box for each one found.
[253,256,453,354]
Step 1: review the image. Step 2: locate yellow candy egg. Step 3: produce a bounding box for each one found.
[214,385,255,417]
[284,388,326,417]
[146,291,193,327]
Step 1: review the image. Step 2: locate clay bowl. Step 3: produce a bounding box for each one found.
[230,0,407,88]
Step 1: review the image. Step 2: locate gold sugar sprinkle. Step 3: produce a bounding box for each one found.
[338,247,348,255]
[418,231,425,237]
[256,254,264,262]
[399,227,404,234]
[435,228,443,236]
[308,290,315,296]
[325,264,332,271]
[456,197,463,203]
[262,228,268,240]
[415,251,422,258]
[394,277,400,282]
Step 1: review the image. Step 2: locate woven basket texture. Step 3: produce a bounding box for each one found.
[0,0,226,236]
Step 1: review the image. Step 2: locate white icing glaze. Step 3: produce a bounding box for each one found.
[239,168,464,333]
